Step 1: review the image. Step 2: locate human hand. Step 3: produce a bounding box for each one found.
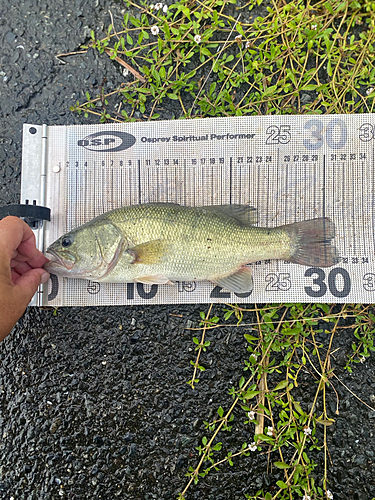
[0,216,50,341]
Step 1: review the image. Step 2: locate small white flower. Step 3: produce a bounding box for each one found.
[245,41,252,49]
[248,410,255,420]
[155,2,163,10]
[302,496,311,500]
[267,426,273,436]
[151,25,160,35]
[360,355,366,363]
[150,4,154,9]
[194,34,202,44]
[311,24,317,29]
[366,87,374,96]
[303,426,312,436]
[249,442,257,451]
[163,4,168,12]
[235,34,242,43]
[326,490,333,500]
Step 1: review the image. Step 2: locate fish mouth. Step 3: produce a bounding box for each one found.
[45,248,75,271]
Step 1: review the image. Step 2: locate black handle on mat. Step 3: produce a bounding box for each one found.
[0,204,51,227]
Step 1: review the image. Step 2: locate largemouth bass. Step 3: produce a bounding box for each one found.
[44,203,338,293]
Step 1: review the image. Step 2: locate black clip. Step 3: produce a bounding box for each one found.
[0,204,51,228]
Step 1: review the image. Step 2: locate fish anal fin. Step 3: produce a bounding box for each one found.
[127,240,169,265]
[213,267,253,294]
[204,204,258,225]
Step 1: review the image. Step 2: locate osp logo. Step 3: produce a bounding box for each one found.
[77,131,136,152]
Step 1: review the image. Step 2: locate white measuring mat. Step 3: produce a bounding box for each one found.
[21,115,375,306]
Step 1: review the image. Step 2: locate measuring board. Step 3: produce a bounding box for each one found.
[21,115,375,306]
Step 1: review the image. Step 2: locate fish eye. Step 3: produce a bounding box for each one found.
[61,237,73,248]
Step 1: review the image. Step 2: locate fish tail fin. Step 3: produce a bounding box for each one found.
[285,217,339,267]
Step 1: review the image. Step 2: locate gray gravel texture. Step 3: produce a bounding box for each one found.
[1,1,375,499]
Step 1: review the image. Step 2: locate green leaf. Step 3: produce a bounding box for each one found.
[237,24,245,36]
[274,380,289,391]
[243,390,260,399]
[181,6,191,19]
[201,48,213,57]
[186,70,196,79]
[163,22,171,39]
[262,84,278,97]
[218,406,224,417]
[293,401,304,415]
[244,334,258,342]
[324,1,334,15]
[276,480,288,489]
[159,66,166,79]
[274,461,291,469]
[316,415,335,426]
[257,433,274,443]
[302,84,317,91]
[327,59,332,77]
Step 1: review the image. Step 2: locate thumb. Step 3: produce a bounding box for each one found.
[13,269,50,306]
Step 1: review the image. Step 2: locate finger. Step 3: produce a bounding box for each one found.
[1,269,50,341]
[0,216,38,260]
[25,251,50,268]
[11,269,21,282]
[11,251,49,269]
[11,261,33,276]
[13,268,50,305]
[0,247,12,282]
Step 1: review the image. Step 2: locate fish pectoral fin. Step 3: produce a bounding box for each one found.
[212,267,253,294]
[204,204,258,225]
[127,240,169,265]
[134,275,174,285]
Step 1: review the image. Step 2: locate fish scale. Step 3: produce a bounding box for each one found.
[103,204,269,282]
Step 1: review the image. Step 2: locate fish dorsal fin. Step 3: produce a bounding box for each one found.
[127,240,169,265]
[213,267,253,293]
[203,204,258,225]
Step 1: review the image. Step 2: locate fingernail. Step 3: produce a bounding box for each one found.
[40,272,50,284]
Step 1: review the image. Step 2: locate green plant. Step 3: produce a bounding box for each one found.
[181,303,375,499]
[70,0,375,121]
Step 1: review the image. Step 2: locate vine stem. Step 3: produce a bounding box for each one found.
[189,303,213,389]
